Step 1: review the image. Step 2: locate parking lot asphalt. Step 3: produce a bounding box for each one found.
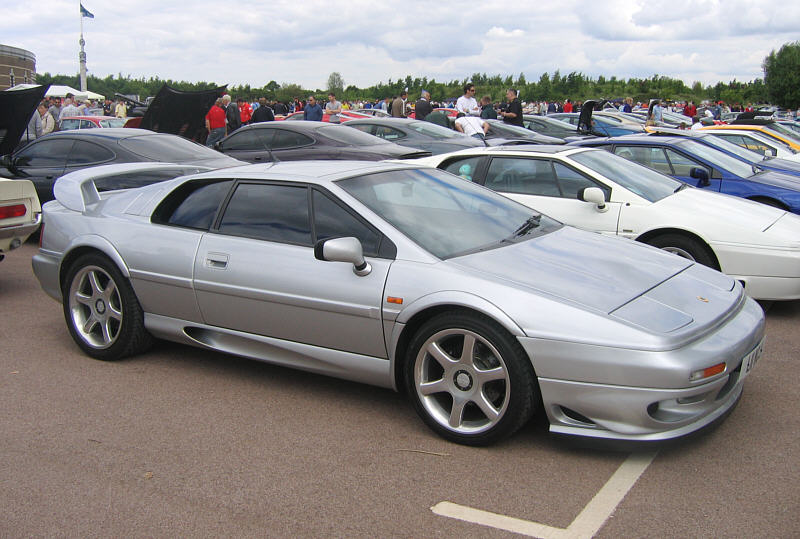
[1,242,798,538]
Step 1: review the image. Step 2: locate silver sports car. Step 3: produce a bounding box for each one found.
[33,161,765,446]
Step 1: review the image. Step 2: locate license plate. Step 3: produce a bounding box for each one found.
[739,339,764,382]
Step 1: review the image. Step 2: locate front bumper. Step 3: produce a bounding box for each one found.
[518,296,765,441]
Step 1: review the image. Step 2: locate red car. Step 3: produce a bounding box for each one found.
[59,116,128,130]
[408,107,458,120]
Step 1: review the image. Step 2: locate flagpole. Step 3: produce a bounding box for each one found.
[79,1,87,92]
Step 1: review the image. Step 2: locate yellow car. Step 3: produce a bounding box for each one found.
[0,177,41,262]
[701,122,800,151]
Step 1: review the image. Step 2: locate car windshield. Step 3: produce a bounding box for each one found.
[676,139,756,178]
[337,168,561,259]
[317,125,391,145]
[406,120,463,139]
[764,123,800,144]
[697,134,761,164]
[570,149,681,202]
[99,118,126,128]
[118,134,224,161]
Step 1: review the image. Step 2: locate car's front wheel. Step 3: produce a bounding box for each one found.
[405,312,538,446]
[62,253,152,361]
[644,233,716,269]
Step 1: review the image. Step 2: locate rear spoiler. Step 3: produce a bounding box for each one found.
[53,163,213,212]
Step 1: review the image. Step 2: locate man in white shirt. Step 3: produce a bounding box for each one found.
[455,113,489,139]
[455,83,480,116]
[58,93,80,126]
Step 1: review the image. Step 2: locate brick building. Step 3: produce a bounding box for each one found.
[0,44,37,90]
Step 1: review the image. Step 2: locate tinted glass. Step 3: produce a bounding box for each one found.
[80,120,97,129]
[337,168,561,259]
[676,139,753,177]
[99,118,126,128]
[373,126,405,141]
[486,157,560,196]
[269,130,314,149]
[664,148,702,176]
[349,124,375,135]
[119,134,223,161]
[222,129,266,151]
[15,139,73,167]
[406,120,462,139]
[67,140,115,165]
[218,183,311,244]
[553,162,603,198]
[441,156,483,182]
[95,168,203,191]
[698,134,761,163]
[317,125,390,145]
[312,190,380,256]
[614,145,672,175]
[166,180,233,229]
[570,149,680,202]
[59,119,80,131]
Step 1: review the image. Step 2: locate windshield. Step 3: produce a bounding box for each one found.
[676,139,755,178]
[764,123,800,144]
[406,120,463,139]
[99,118,126,128]
[697,134,761,164]
[317,125,390,145]
[119,134,224,161]
[570,149,681,202]
[337,168,561,259]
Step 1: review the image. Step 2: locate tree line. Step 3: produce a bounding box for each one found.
[34,41,799,108]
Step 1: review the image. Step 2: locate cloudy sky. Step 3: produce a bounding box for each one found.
[4,0,798,92]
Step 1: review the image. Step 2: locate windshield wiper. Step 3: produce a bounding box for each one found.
[511,214,542,237]
[674,183,690,193]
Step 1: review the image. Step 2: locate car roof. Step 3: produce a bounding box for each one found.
[62,116,119,121]
[243,121,329,131]
[41,128,163,140]
[574,134,688,145]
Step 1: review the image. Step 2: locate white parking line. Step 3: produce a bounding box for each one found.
[431,451,657,539]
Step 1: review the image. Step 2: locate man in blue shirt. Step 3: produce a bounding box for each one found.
[304,95,323,121]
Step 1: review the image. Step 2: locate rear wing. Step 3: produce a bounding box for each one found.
[53,163,213,212]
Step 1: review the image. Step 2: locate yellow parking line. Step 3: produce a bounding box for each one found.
[431,452,657,538]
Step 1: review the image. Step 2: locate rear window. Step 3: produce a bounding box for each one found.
[119,134,222,161]
[317,125,391,145]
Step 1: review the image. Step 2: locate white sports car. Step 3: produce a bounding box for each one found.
[0,177,40,261]
[418,145,800,301]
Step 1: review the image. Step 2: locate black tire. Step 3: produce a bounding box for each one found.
[62,252,152,361]
[645,233,716,269]
[404,312,538,446]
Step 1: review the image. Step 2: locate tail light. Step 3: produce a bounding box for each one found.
[0,204,27,220]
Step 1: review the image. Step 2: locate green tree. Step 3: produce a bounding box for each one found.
[326,72,344,94]
[763,41,800,108]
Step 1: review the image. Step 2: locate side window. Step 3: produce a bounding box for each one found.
[349,124,375,136]
[154,180,233,230]
[67,140,115,165]
[269,130,314,150]
[614,146,671,175]
[440,156,483,182]
[553,162,605,199]
[59,119,80,131]
[221,129,267,151]
[485,157,560,196]
[15,139,74,167]
[740,135,774,156]
[218,183,311,244]
[374,126,405,141]
[312,190,381,257]
[81,120,97,129]
[664,149,702,176]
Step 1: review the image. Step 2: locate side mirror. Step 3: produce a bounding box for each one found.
[0,154,13,169]
[689,167,710,186]
[579,187,608,212]
[314,237,371,276]
[213,141,223,151]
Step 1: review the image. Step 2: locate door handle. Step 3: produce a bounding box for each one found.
[254,156,263,161]
[205,252,229,269]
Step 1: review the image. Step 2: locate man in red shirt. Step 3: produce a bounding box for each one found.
[238,98,252,124]
[563,99,573,113]
[205,98,227,147]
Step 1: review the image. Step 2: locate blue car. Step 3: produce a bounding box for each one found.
[547,113,643,137]
[571,134,800,213]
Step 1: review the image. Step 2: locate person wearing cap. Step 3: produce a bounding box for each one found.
[415,90,433,121]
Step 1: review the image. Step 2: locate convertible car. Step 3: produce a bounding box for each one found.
[419,145,800,301]
[33,161,765,446]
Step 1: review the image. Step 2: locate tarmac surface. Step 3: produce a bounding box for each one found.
[1,242,798,538]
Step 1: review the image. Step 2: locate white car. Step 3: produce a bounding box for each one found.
[701,129,800,162]
[418,145,800,301]
[0,177,40,262]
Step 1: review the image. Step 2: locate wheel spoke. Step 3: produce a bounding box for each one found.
[474,392,501,422]
[103,281,118,303]
[100,318,113,344]
[448,397,467,428]
[460,334,477,365]
[82,315,98,335]
[88,270,103,296]
[427,341,455,368]
[476,366,505,383]
[108,304,123,321]
[419,378,449,396]
[74,292,92,306]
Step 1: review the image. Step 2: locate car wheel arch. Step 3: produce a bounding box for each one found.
[635,228,720,270]
[390,301,525,393]
[747,196,789,211]
[59,236,130,291]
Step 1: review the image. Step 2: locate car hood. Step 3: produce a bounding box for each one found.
[0,85,49,155]
[450,226,698,314]
[139,84,227,143]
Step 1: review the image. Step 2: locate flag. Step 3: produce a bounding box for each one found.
[80,3,94,18]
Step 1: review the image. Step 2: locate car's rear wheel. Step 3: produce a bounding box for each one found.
[645,233,716,269]
[405,312,538,446]
[62,253,152,361]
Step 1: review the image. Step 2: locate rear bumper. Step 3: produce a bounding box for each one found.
[0,213,41,252]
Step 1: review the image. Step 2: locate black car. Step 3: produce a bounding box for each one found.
[0,128,243,203]
[522,115,583,140]
[214,121,431,162]
[483,120,565,144]
[345,117,488,155]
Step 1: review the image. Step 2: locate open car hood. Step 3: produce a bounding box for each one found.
[139,84,227,143]
[0,85,48,155]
